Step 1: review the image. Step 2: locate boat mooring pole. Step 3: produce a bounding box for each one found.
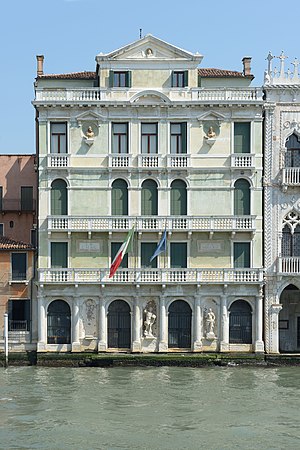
[4,313,8,368]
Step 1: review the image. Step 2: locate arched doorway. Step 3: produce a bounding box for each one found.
[234,179,250,215]
[229,300,252,344]
[107,300,131,349]
[51,179,68,215]
[168,300,191,349]
[47,300,71,344]
[170,180,187,215]
[279,284,300,352]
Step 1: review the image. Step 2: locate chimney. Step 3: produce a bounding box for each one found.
[36,55,44,76]
[242,57,252,76]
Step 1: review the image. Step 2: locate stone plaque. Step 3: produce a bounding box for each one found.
[197,240,224,254]
[77,241,102,253]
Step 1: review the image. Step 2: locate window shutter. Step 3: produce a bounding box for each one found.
[109,70,114,87]
[234,123,250,153]
[141,180,158,216]
[234,180,250,215]
[182,123,187,154]
[171,180,187,215]
[112,180,128,215]
[171,243,187,268]
[141,243,157,268]
[111,242,128,268]
[0,186,2,211]
[184,70,189,87]
[51,180,67,215]
[51,242,68,268]
[171,71,175,87]
[126,71,132,88]
[21,187,33,211]
[234,243,250,268]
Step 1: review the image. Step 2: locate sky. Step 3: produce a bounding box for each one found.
[1,0,299,154]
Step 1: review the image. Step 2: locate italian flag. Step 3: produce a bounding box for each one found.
[109,226,135,278]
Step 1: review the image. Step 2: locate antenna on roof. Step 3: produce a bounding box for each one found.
[139,28,142,39]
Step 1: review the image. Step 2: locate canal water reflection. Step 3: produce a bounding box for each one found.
[0,366,300,449]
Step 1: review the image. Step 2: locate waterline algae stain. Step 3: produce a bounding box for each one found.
[0,366,300,449]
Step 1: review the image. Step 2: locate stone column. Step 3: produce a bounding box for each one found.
[98,297,107,352]
[269,303,282,354]
[193,295,202,351]
[158,295,168,352]
[37,292,46,352]
[72,297,81,352]
[220,294,229,352]
[255,289,265,352]
[132,297,142,352]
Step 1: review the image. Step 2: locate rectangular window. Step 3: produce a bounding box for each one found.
[50,122,67,154]
[11,253,27,281]
[111,242,128,268]
[234,122,250,153]
[109,71,131,88]
[141,243,157,269]
[31,229,37,248]
[0,224,3,236]
[8,299,30,332]
[141,123,158,154]
[0,186,2,211]
[171,243,187,268]
[112,123,128,154]
[234,242,250,268]
[172,71,188,88]
[170,123,187,154]
[51,242,68,268]
[21,186,33,211]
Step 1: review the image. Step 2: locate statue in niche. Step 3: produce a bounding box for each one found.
[85,299,96,326]
[144,307,156,338]
[205,308,216,338]
[205,126,216,139]
[85,126,95,139]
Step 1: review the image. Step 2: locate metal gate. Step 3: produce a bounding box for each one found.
[108,300,131,349]
[168,300,191,348]
[229,300,252,344]
[297,317,300,348]
[47,300,71,344]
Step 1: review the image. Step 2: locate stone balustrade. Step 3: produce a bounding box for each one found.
[231,154,255,168]
[278,257,300,274]
[282,168,300,186]
[48,215,256,233]
[38,267,264,284]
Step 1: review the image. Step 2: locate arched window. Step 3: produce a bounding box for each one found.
[51,179,67,215]
[282,224,300,257]
[171,180,187,215]
[285,133,300,167]
[111,179,128,216]
[168,300,191,348]
[107,300,131,349]
[47,300,71,344]
[229,300,252,344]
[141,180,158,215]
[234,179,250,215]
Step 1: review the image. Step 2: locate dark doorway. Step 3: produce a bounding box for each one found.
[168,300,191,348]
[47,300,71,344]
[108,300,131,349]
[229,300,252,344]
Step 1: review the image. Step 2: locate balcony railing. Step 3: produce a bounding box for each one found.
[9,320,29,332]
[166,154,190,169]
[278,257,300,274]
[0,199,36,212]
[34,87,263,104]
[282,168,300,186]
[48,215,256,233]
[137,154,162,169]
[48,154,70,168]
[231,154,255,168]
[38,268,264,284]
[108,154,132,169]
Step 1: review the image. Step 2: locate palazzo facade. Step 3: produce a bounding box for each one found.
[33,35,264,353]
[264,53,300,353]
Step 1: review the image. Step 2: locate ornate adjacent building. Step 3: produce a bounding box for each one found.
[264,53,300,353]
[33,35,264,353]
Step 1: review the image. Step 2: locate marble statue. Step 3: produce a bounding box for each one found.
[206,126,216,139]
[85,126,94,138]
[144,308,156,337]
[206,308,216,334]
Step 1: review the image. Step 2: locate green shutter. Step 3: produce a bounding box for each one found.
[171,71,175,87]
[126,71,132,88]
[234,180,250,215]
[171,180,187,215]
[112,179,128,215]
[111,242,128,268]
[21,186,33,210]
[51,180,67,215]
[109,70,114,87]
[51,242,68,268]
[141,243,157,268]
[171,243,187,268]
[234,122,250,153]
[181,123,187,154]
[0,186,2,211]
[141,180,158,215]
[234,243,250,268]
[183,70,189,87]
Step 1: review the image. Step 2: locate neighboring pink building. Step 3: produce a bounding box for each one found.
[0,155,37,245]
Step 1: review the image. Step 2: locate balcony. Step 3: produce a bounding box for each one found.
[34,87,263,105]
[48,153,70,168]
[231,154,255,169]
[0,199,36,213]
[137,154,162,169]
[38,267,264,285]
[282,168,300,187]
[278,257,300,274]
[166,154,190,170]
[48,215,256,233]
[108,154,132,170]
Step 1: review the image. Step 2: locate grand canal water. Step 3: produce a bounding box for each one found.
[0,366,300,450]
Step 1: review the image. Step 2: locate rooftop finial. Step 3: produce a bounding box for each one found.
[139,28,142,39]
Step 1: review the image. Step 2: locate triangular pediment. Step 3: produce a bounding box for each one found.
[96,34,202,65]
[75,111,106,124]
[197,111,227,122]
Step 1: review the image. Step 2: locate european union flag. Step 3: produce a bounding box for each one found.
[150,229,167,262]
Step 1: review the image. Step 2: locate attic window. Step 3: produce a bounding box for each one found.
[109,71,132,88]
[172,71,188,88]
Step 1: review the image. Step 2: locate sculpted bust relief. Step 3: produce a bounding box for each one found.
[85,126,94,138]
